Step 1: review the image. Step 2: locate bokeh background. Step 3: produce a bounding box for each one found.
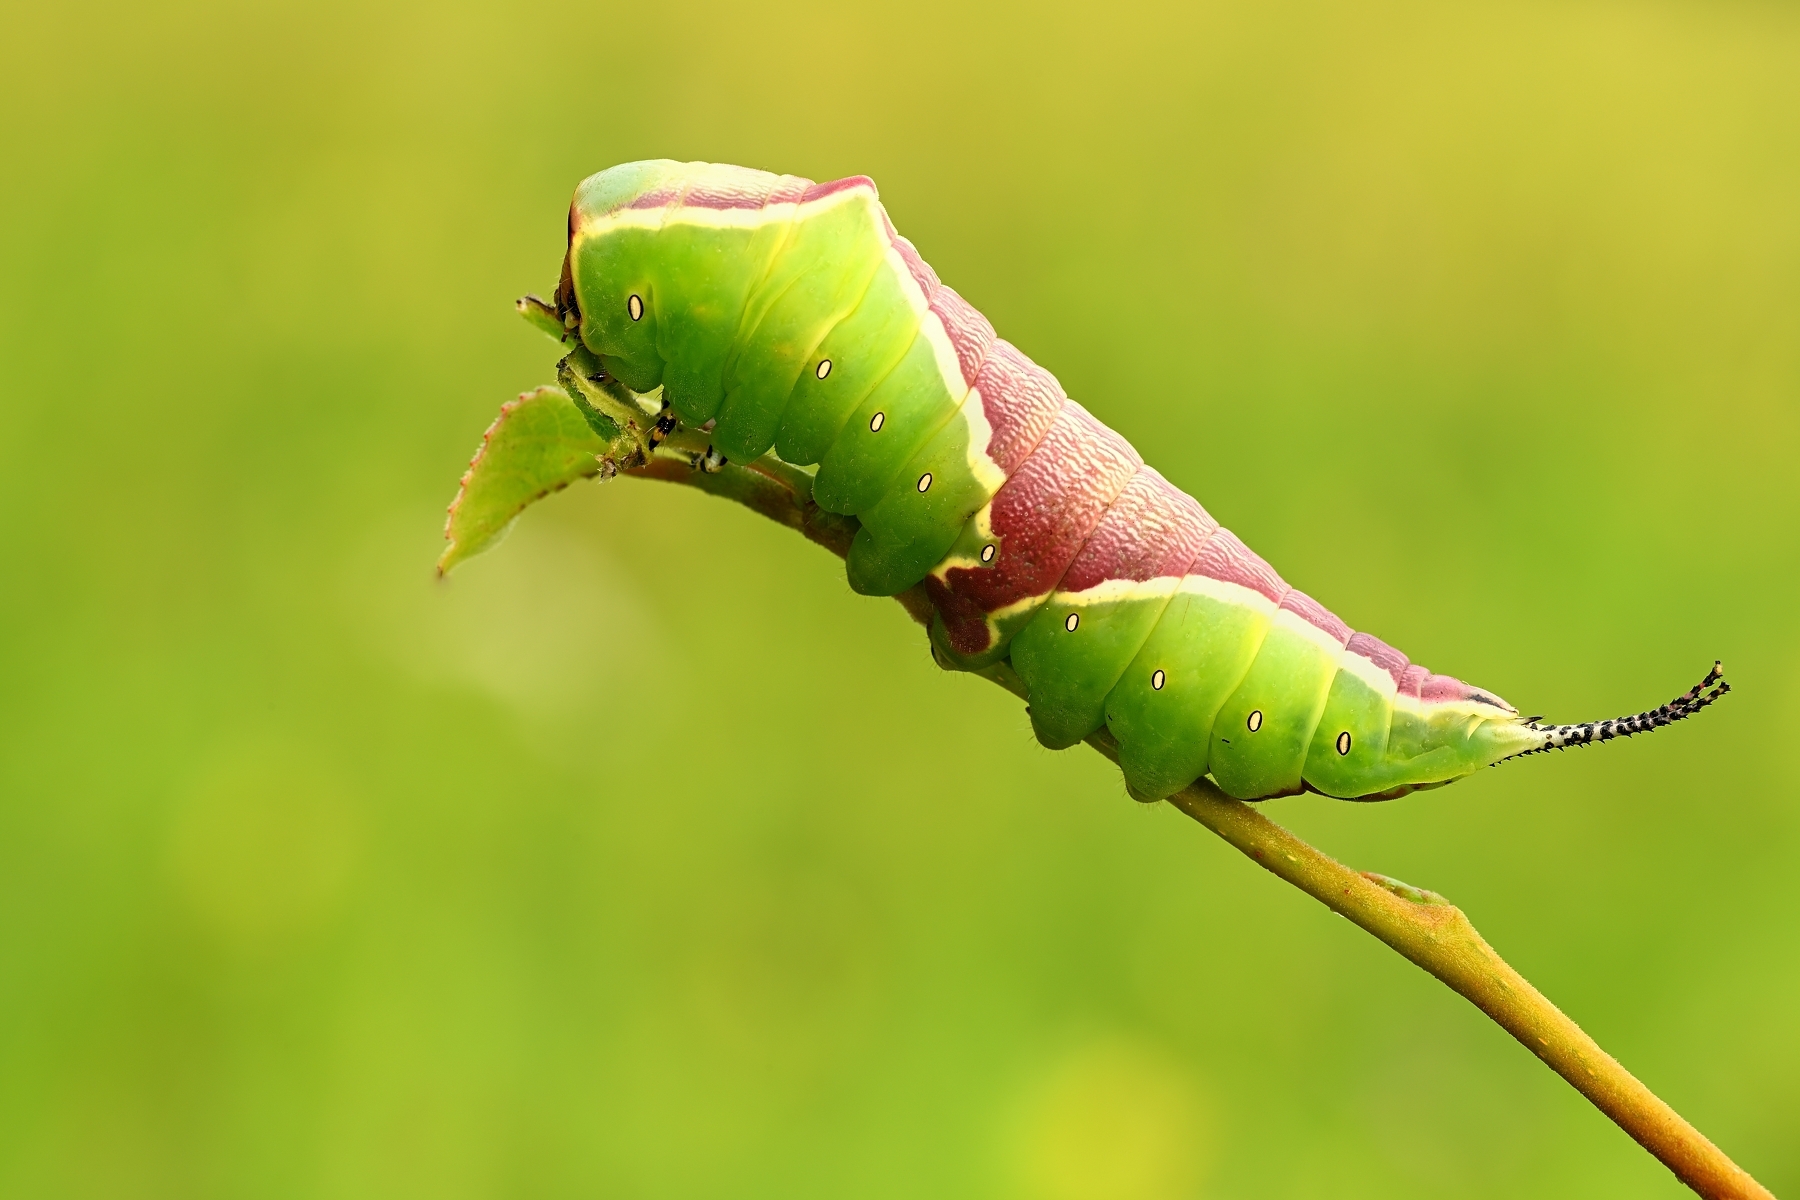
[2,0,1796,1196]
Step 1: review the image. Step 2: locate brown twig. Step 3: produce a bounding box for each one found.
[624,454,1774,1200]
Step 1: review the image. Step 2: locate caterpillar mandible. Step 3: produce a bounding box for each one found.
[475,159,1729,802]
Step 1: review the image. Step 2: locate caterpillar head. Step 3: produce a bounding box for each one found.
[556,161,688,395]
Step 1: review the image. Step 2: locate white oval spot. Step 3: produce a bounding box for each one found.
[917,472,932,493]
[1064,612,1079,632]
[1246,709,1263,733]
[979,544,996,563]
[627,294,643,321]
[869,411,885,433]
[1151,669,1166,691]
[1336,731,1352,756]
[816,359,832,379]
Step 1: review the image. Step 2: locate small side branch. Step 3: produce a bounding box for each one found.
[621,455,1773,1200]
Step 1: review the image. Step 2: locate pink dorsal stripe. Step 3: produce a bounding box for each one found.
[675,164,784,210]
[1057,469,1159,594]
[1279,590,1351,646]
[1345,631,1410,687]
[1060,468,1217,593]
[973,341,1065,475]
[1420,673,1515,712]
[655,170,877,213]
[801,175,877,204]
[1419,674,1474,703]
[1343,631,1514,710]
[984,402,1142,599]
[625,184,686,211]
[930,286,996,388]
[1151,471,1220,561]
[881,211,940,295]
[762,175,812,208]
[924,401,1141,655]
[1188,528,1286,605]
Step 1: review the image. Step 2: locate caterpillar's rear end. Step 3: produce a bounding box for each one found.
[553,159,1727,802]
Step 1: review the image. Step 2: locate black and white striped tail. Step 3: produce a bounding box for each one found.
[1505,662,1729,761]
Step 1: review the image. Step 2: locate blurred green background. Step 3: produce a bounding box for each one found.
[1,0,1795,1196]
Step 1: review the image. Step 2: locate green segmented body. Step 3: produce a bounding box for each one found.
[551,160,1726,802]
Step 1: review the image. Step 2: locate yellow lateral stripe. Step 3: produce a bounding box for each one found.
[1335,647,1399,697]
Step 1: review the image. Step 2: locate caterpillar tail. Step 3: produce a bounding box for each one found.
[1501,662,1730,763]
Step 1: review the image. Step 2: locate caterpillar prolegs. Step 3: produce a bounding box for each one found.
[495,159,1728,802]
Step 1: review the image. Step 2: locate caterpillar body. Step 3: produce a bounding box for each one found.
[543,159,1726,802]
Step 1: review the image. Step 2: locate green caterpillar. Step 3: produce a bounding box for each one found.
[449,159,1728,802]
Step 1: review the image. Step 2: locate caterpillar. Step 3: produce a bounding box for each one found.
[467,158,1728,802]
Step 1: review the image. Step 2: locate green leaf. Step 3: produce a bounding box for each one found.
[438,385,615,575]
[515,293,568,342]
